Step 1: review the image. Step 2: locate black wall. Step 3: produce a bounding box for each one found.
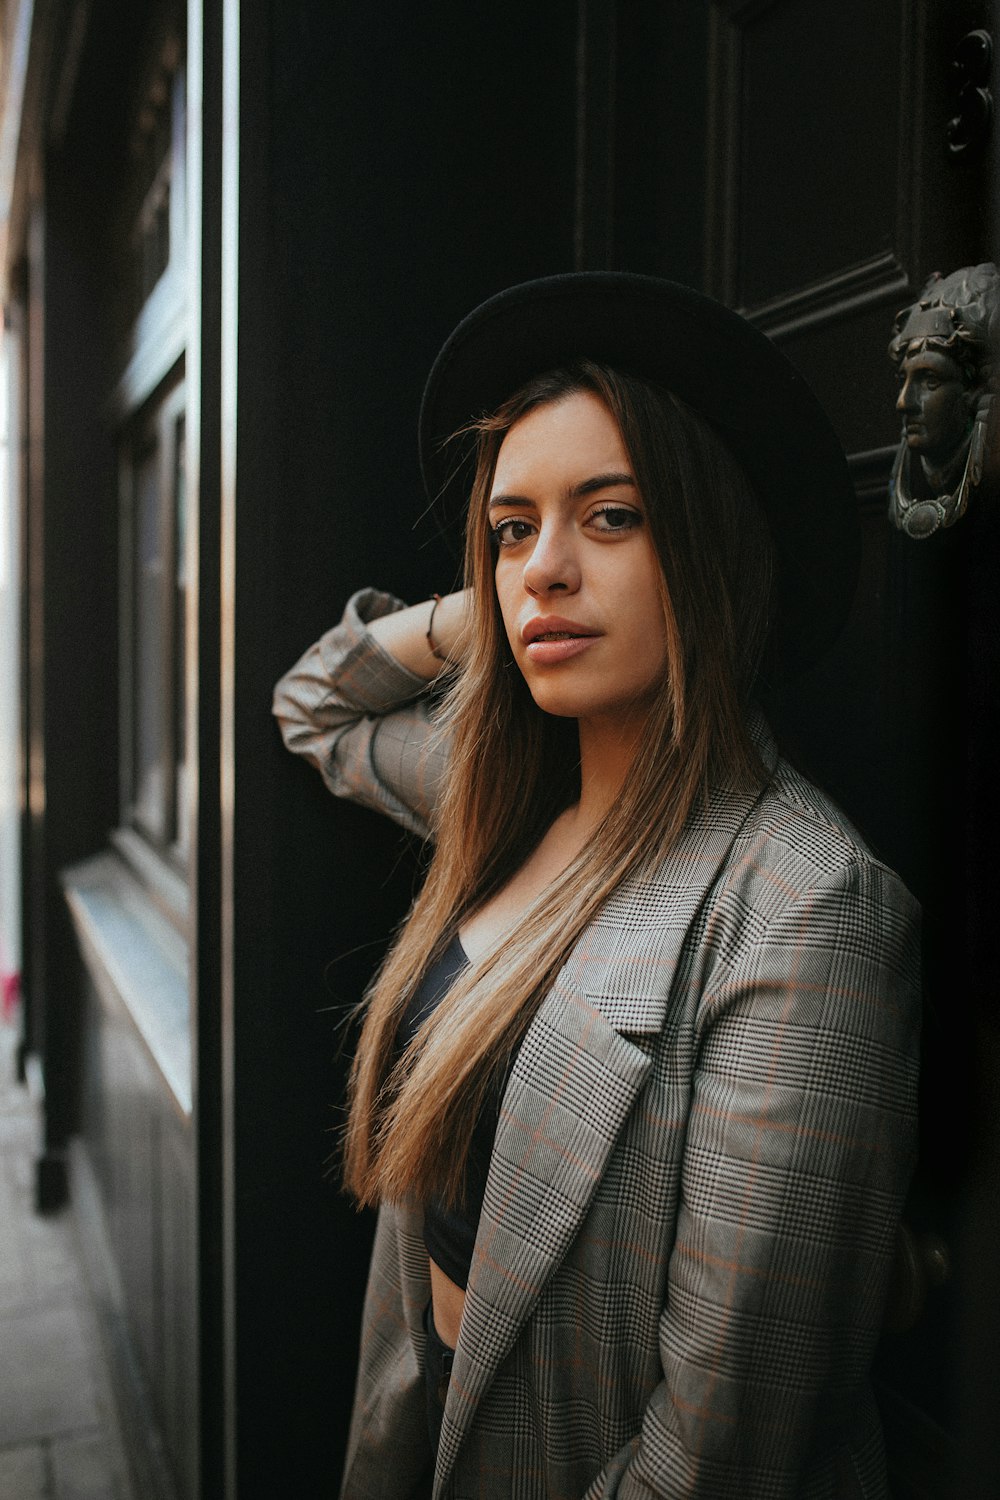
[222,4,582,1490]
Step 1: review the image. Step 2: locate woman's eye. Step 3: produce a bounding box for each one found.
[491,517,536,548]
[588,505,642,534]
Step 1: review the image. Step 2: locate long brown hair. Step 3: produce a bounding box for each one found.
[342,362,775,1209]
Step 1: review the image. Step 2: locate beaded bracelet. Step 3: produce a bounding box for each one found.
[426,593,447,662]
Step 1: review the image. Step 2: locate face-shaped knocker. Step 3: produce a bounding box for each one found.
[888,263,998,538]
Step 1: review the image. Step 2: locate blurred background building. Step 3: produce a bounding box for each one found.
[0,1,996,1496]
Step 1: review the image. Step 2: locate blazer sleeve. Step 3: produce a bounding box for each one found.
[586,856,921,1499]
[271,587,449,839]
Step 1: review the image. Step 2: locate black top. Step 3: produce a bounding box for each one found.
[398,933,507,1290]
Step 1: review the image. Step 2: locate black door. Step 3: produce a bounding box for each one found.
[609,1,997,1492]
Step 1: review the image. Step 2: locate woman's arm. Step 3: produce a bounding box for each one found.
[272,587,470,837]
[585,856,921,1498]
[366,588,469,679]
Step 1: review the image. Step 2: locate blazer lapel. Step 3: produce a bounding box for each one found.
[433,970,653,1491]
[434,737,775,1490]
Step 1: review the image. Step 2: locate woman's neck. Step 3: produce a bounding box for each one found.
[573,711,645,832]
[458,710,646,962]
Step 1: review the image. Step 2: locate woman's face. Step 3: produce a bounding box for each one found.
[488,389,669,730]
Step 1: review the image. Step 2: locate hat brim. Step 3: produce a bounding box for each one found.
[418,272,859,674]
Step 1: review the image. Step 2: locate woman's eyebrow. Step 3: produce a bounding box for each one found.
[488,471,636,511]
[573,471,636,498]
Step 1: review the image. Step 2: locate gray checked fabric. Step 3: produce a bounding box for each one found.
[273,590,921,1500]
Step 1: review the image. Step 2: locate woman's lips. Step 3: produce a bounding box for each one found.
[524,635,599,664]
[521,620,601,665]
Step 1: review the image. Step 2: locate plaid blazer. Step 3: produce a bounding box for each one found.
[273,590,921,1500]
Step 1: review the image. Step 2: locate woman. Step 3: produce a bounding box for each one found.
[273,274,920,1499]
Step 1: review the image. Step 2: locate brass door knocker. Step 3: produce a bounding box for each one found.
[888,264,998,538]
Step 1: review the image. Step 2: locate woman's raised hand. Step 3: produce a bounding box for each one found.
[368,589,471,680]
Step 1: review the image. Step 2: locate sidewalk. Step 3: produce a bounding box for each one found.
[0,1011,136,1500]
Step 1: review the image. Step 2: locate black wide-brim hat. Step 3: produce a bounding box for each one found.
[419,271,859,674]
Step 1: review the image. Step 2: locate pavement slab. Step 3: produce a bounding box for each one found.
[0,1304,101,1447]
[51,1432,130,1500]
[0,1443,48,1500]
[0,1016,136,1500]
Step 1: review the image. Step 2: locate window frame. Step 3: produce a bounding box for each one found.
[106,14,191,937]
[118,368,188,873]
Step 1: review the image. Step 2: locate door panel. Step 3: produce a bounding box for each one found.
[706,0,920,321]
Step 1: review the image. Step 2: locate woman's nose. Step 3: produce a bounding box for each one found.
[522,522,580,595]
[896,378,915,414]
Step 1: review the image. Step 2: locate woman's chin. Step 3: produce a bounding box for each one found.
[524,684,591,720]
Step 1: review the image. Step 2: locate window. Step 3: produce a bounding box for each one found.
[120,374,187,861]
[111,14,190,901]
[127,31,185,329]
